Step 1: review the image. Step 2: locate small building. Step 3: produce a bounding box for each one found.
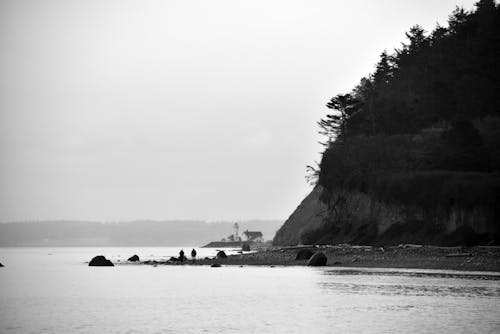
[243,230,263,243]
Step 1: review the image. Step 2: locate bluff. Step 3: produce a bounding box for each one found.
[274,2,500,246]
[273,186,327,246]
[273,181,499,246]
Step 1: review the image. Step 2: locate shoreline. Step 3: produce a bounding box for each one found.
[127,245,500,272]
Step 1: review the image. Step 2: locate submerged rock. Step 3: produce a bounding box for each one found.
[127,254,140,262]
[295,249,314,260]
[307,252,327,266]
[216,251,227,259]
[242,243,251,252]
[211,263,222,267]
[89,255,114,267]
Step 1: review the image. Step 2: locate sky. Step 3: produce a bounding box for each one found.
[0,0,479,222]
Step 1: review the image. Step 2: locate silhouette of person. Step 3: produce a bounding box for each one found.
[179,249,185,263]
[191,248,197,260]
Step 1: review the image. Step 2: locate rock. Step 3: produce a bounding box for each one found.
[169,256,178,262]
[295,249,314,260]
[0,262,3,267]
[216,251,227,259]
[127,254,140,262]
[88,255,114,267]
[211,263,222,267]
[242,243,251,252]
[307,252,327,266]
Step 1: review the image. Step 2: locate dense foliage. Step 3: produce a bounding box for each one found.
[319,1,500,142]
[309,1,500,244]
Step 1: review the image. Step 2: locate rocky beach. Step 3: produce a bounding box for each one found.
[119,245,500,272]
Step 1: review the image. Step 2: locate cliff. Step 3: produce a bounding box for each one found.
[273,186,327,246]
[273,3,500,247]
[273,182,499,246]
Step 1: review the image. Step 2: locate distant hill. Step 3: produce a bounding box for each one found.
[0,220,283,247]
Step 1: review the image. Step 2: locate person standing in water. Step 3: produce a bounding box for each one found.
[191,248,197,261]
[179,249,185,263]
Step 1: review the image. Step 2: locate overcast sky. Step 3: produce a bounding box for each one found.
[0,0,478,222]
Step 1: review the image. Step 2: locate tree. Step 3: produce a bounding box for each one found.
[319,94,359,142]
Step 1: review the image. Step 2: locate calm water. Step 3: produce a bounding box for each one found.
[1,247,499,334]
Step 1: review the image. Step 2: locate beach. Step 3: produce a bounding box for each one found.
[134,245,500,272]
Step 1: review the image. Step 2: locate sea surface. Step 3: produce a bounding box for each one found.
[1,247,499,334]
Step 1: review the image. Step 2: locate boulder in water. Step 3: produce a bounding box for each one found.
[211,263,222,267]
[295,249,314,260]
[216,251,227,259]
[242,243,251,252]
[169,256,178,262]
[307,252,327,266]
[127,254,140,262]
[89,255,114,267]
[0,262,3,267]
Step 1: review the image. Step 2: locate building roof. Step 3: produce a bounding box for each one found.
[243,230,263,238]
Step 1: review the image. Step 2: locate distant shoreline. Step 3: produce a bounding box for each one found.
[127,245,500,272]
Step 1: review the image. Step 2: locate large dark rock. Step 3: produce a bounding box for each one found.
[89,255,114,267]
[0,262,3,267]
[307,252,327,266]
[295,249,314,260]
[216,251,227,259]
[242,243,251,252]
[211,263,222,267]
[127,254,140,262]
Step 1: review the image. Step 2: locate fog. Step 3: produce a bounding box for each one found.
[0,0,477,221]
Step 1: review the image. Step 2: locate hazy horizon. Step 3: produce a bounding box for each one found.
[0,219,284,246]
[0,0,478,222]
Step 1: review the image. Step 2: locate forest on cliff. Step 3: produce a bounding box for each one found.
[276,1,500,246]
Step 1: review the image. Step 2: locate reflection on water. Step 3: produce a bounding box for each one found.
[322,268,500,280]
[318,281,500,298]
[318,268,500,298]
[1,247,499,334]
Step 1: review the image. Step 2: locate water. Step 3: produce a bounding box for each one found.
[1,247,499,333]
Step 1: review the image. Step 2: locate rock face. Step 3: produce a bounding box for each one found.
[89,255,114,266]
[307,252,327,266]
[273,184,499,246]
[295,249,314,260]
[273,186,328,246]
[127,255,140,262]
[216,251,227,259]
[242,243,251,252]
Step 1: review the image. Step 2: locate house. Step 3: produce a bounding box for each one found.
[243,230,263,242]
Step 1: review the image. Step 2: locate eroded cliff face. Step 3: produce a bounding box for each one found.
[272,186,327,246]
[273,187,499,246]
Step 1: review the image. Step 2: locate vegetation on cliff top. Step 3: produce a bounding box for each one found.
[305,1,500,245]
